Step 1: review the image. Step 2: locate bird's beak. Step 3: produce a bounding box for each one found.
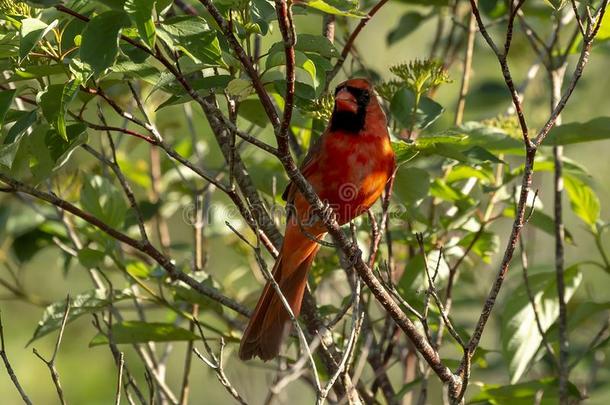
[335,88,359,114]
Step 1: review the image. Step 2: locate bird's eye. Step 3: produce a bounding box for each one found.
[334,85,345,96]
[347,87,370,105]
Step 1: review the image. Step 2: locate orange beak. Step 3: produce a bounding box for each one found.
[335,88,359,114]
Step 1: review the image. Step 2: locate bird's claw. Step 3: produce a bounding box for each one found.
[341,247,362,269]
[318,202,337,224]
[344,246,363,267]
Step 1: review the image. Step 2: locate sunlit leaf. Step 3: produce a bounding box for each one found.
[124,0,156,49]
[0,89,16,126]
[19,17,58,62]
[157,16,222,66]
[89,321,199,346]
[545,117,610,146]
[80,10,131,75]
[391,87,444,131]
[29,289,134,344]
[501,266,582,383]
[564,174,600,230]
[297,0,364,17]
[387,12,426,45]
[80,175,128,229]
[470,377,582,403]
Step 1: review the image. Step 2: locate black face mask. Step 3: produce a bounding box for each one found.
[330,85,371,133]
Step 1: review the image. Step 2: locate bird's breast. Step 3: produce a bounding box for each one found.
[314,132,394,224]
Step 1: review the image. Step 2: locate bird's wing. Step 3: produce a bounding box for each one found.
[281,132,326,204]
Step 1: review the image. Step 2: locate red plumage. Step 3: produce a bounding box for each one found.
[239,78,395,361]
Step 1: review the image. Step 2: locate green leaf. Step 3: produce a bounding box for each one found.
[391,87,444,131]
[238,98,268,127]
[397,249,450,298]
[446,165,495,184]
[391,141,420,164]
[480,0,508,18]
[26,0,62,7]
[29,289,134,344]
[503,207,575,245]
[545,117,610,146]
[470,377,582,404]
[452,121,523,153]
[596,10,610,40]
[394,0,449,5]
[77,248,106,268]
[38,81,81,141]
[543,0,567,10]
[110,61,160,83]
[564,174,600,230]
[45,123,88,168]
[89,321,199,346]
[155,75,233,109]
[0,139,23,169]
[38,84,62,125]
[172,272,223,315]
[157,16,222,66]
[91,0,127,10]
[13,123,86,180]
[10,223,58,263]
[546,301,610,350]
[0,89,16,126]
[294,33,338,58]
[80,10,131,75]
[226,78,254,101]
[459,231,499,263]
[80,175,128,228]
[269,34,338,58]
[19,18,58,62]
[463,146,505,164]
[26,124,55,181]
[298,0,364,17]
[124,0,156,49]
[394,166,429,205]
[501,266,582,383]
[430,179,467,202]
[126,261,152,278]
[266,50,317,87]
[4,108,36,144]
[387,12,426,45]
[57,79,80,140]
[3,64,67,83]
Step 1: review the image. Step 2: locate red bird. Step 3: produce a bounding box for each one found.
[239,78,395,361]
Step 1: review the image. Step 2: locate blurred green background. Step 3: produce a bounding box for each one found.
[2,1,610,404]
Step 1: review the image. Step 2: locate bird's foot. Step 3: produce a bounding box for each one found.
[318,202,337,224]
[344,245,363,268]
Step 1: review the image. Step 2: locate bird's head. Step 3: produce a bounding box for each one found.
[330,78,381,134]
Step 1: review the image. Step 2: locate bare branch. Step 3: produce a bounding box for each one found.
[193,322,248,405]
[326,0,390,86]
[33,295,71,405]
[0,174,250,317]
[115,352,125,405]
[0,310,33,405]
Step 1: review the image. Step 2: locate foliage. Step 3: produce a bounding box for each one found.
[0,0,609,404]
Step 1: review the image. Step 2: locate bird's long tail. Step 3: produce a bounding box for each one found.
[239,231,321,361]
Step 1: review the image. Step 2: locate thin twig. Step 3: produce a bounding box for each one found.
[0,174,251,317]
[0,310,33,405]
[326,0,390,87]
[454,9,476,126]
[115,352,125,405]
[33,295,71,405]
[193,321,248,405]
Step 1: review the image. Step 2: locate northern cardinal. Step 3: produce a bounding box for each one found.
[239,78,395,361]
